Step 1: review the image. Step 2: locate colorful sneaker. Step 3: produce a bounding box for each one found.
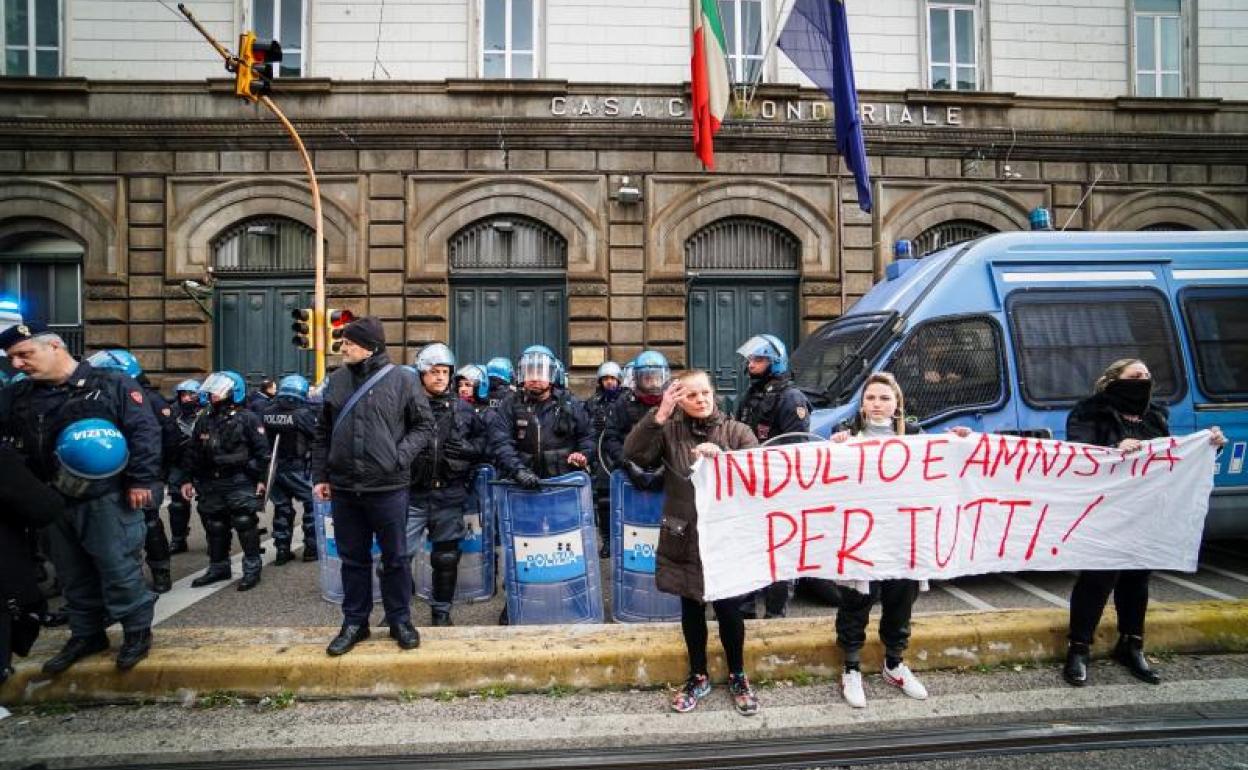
[841,669,866,708]
[671,673,711,713]
[882,661,928,700]
[728,673,760,716]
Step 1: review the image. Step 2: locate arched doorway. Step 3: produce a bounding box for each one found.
[912,219,996,257]
[684,216,800,403]
[0,228,84,357]
[211,216,315,384]
[449,215,568,366]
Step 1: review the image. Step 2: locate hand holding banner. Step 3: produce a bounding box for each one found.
[692,432,1216,601]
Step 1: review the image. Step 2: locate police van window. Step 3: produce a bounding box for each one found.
[790,314,889,402]
[1182,289,1248,400]
[1009,288,1183,406]
[885,317,1004,422]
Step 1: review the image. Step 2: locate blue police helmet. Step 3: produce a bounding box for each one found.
[174,378,201,395]
[632,350,671,395]
[415,342,456,373]
[87,349,143,379]
[200,371,247,404]
[277,374,310,401]
[736,334,789,375]
[455,364,489,401]
[597,361,622,382]
[485,357,514,384]
[56,418,129,481]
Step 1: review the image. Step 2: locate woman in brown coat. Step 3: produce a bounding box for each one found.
[623,369,759,715]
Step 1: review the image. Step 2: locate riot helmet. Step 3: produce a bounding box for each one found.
[632,350,671,397]
[87,349,143,379]
[736,334,789,376]
[596,361,622,391]
[485,357,514,386]
[517,345,558,396]
[200,371,246,404]
[277,374,310,402]
[455,363,489,402]
[54,417,129,497]
[415,342,456,373]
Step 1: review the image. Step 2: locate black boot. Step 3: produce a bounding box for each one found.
[237,526,263,591]
[432,609,453,627]
[1063,642,1090,687]
[42,632,110,674]
[191,564,231,588]
[1112,634,1160,684]
[390,621,421,650]
[152,568,173,594]
[169,538,188,555]
[302,545,319,562]
[274,545,294,566]
[326,624,369,656]
[116,629,152,671]
[237,571,261,591]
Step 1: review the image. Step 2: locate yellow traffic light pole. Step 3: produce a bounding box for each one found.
[178,3,327,384]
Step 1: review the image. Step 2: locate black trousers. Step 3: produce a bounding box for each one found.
[681,596,747,676]
[334,487,411,627]
[835,579,920,664]
[1068,569,1150,646]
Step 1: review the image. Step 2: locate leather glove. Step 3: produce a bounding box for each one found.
[514,468,542,490]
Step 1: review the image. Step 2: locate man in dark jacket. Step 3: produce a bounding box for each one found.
[261,375,319,564]
[246,379,276,414]
[585,361,623,558]
[312,316,434,656]
[0,322,162,674]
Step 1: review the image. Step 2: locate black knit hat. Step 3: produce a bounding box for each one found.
[342,315,386,352]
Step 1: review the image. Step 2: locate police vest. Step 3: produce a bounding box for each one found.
[189,406,255,476]
[736,377,795,442]
[261,404,309,461]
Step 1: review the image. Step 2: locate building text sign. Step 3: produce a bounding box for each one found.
[550,96,962,126]
[691,432,1216,601]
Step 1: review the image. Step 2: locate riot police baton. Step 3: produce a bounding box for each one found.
[258,433,281,509]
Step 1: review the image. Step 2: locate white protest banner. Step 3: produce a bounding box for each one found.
[692,432,1217,602]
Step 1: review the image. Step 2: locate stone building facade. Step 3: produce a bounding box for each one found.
[1,78,1246,395]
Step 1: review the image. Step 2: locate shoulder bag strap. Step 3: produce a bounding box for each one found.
[331,364,396,438]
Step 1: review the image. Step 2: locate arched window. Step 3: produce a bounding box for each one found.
[912,219,995,257]
[450,215,567,272]
[0,229,84,356]
[212,217,314,274]
[685,216,800,271]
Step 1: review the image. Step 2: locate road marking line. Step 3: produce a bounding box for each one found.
[935,582,996,611]
[1154,571,1237,601]
[1001,574,1068,607]
[150,538,279,627]
[1197,562,1248,584]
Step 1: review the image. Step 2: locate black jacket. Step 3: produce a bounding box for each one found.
[261,396,319,464]
[0,445,64,607]
[181,401,272,485]
[411,390,487,501]
[736,373,811,444]
[312,353,435,493]
[1066,392,1170,448]
[602,391,657,469]
[486,388,594,479]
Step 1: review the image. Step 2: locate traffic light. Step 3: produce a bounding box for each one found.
[326,309,356,354]
[234,32,282,103]
[290,308,314,350]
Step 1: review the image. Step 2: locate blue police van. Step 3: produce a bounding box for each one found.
[789,230,1248,538]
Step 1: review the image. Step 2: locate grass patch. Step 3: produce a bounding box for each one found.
[544,683,574,698]
[433,689,457,703]
[196,690,244,709]
[256,690,296,712]
[789,671,817,687]
[33,702,77,717]
[479,685,509,700]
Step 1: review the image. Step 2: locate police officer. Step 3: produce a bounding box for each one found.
[87,349,180,594]
[408,343,486,626]
[602,351,670,492]
[734,334,812,619]
[483,357,515,409]
[167,378,202,554]
[260,374,319,564]
[180,371,271,591]
[0,322,162,673]
[0,298,21,382]
[488,345,594,490]
[586,361,623,558]
[453,364,490,413]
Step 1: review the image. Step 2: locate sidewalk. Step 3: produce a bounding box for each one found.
[3,599,1245,705]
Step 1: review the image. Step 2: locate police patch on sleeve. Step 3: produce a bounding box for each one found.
[796,406,808,420]
[129,390,144,405]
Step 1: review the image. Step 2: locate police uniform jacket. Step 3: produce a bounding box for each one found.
[486,381,513,410]
[622,408,757,601]
[487,389,594,480]
[411,390,487,502]
[735,373,811,444]
[0,361,162,498]
[260,396,318,467]
[181,401,271,485]
[601,391,657,468]
[311,352,435,493]
[142,383,180,478]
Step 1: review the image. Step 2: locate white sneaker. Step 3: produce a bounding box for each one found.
[841,669,866,708]
[882,661,928,700]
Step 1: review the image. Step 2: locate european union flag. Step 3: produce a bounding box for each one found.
[778,0,873,212]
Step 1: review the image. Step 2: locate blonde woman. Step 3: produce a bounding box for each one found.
[623,369,761,715]
[829,372,971,708]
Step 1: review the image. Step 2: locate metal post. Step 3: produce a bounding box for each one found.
[177,3,327,383]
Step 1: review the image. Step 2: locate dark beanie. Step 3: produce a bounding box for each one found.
[342,315,386,352]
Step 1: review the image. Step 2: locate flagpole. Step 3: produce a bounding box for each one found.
[740,0,796,110]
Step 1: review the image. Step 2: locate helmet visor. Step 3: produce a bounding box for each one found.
[416,343,455,372]
[518,352,556,385]
[736,335,781,362]
[634,364,670,395]
[200,373,236,400]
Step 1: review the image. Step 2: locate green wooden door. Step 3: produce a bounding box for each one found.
[687,279,799,406]
[214,280,314,386]
[451,279,567,366]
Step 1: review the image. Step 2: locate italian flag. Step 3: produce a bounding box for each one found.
[691,0,729,170]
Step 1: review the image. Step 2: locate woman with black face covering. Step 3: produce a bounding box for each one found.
[1062,358,1226,688]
